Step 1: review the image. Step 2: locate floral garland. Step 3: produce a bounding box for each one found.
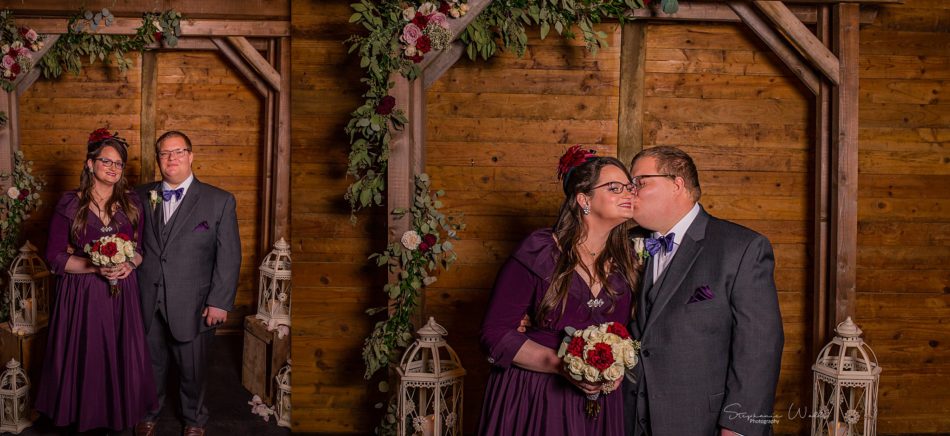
[362,174,462,434]
[0,152,44,322]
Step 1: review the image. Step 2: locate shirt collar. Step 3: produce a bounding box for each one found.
[162,173,195,197]
[654,202,700,246]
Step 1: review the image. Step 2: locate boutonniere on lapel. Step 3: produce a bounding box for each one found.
[632,237,650,261]
[149,190,160,210]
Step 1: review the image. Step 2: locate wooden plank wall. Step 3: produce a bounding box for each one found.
[854,0,950,433]
[17,51,264,333]
[290,1,388,432]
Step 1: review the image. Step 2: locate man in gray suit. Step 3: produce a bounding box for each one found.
[134,131,241,436]
[623,146,784,436]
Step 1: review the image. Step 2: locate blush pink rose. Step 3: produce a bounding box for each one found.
[428,12,448,28]
[1,55,14,70]
[401,23,423,46]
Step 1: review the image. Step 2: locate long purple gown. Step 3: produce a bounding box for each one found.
[35,191,158,431]
[479,228,634,435]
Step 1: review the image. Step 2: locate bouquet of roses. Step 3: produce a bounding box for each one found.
[84,233,136,296]
[557,321,641,418]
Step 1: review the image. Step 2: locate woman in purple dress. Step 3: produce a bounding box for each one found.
[478,146,643,435]
[36,131,157,434]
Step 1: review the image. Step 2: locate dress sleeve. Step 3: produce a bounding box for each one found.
[479,257,540,369]
[45,194,76,276]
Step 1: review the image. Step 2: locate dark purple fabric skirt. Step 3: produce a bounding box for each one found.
[478,365,625,435]
[35,272,158,431]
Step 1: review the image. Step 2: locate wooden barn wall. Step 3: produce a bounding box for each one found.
[854,0,950,433]
[17,50,264,333]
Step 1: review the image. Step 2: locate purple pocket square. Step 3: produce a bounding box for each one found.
[194,221,210,232]
[687,285,715,304]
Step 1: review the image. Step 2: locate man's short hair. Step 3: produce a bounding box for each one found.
[631,146,702,201]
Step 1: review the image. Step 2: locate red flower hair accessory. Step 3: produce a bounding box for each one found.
[88,128,116,145]
[557,145,597,184]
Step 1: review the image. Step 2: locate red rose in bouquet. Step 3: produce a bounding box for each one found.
[585,342,616,371]
[100,242,118,257]
[566,336,585,357]
[606,322,630,339]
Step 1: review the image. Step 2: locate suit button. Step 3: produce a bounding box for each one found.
[642,349,651,357]
[639,418,646,424]
[161,257,167,262]
[639,391,646,398]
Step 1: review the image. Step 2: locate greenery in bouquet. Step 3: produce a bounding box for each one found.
[0,152,44,322]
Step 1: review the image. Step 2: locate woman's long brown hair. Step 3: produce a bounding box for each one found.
[536,157,642,327]
[70,138,139,241]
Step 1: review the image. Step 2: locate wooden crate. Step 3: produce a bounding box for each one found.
[242,315,290,405]
[0,323,48,396]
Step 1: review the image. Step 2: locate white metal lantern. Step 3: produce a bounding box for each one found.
[7,241,50,334]
[0,359,31,433]
[275,360,291,428]
[256,238,291,330]
[397,317,465,436]
[812,317,881,436]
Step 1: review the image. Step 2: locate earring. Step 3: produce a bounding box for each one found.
[582,204,591,215]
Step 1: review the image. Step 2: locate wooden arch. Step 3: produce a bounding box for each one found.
[386,0,900,348]
[0,15,291,246]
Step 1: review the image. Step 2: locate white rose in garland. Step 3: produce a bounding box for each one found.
[401,230,421,250]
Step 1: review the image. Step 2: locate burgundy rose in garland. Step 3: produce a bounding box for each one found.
[418,233,437,252]
[17,189,29,201]
[415,34,432,54]
[399,2,460,63]
[375,95,396,115]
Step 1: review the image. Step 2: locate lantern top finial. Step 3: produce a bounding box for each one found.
[417,317,447,340]
[18,241,36,253]
[274,237,290,251]
[835,316,863,338]
[5,359,19,370]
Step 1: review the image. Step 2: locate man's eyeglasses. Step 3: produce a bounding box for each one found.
[631,174,676,190]
[592,181,636,194]
[95,157,125,170]
[158,148,191,160]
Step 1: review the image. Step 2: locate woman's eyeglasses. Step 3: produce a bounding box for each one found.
[592,181,636,194]
[95,157,125,169]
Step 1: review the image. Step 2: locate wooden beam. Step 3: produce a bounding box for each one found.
[274,36,291,241]
[753,1,841,85]
[423,41,465,90]
[211,38,269,97]
[226,36,281,91]
[812,3,833,354]
[14,35,59,95]
[418,0,491,71]
[261,39,277,254]
[830,3,859,325]
[618,21,647,166]
[140,51,158,184]
[729,2,820,94]
[5,0,290,20]
[144,36,268,51]
[0,92,17,188]
[625,3,878,24]
[22,18,290,37]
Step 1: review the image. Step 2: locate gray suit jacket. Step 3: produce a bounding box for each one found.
[135,179,242,342]
[624,206,784,436]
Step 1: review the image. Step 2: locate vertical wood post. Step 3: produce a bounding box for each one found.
[140,51,158,183]
[813,5,833,349]
[387,74,425,323]
[0,91,16,188]
[618,21,647,165]
[274,37,291,241]
[830,3,860,326]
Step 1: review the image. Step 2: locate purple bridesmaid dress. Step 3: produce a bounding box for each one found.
[35,191,158,431]
[479,228,633,435]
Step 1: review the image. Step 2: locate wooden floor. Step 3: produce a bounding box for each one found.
[23,334,291,436]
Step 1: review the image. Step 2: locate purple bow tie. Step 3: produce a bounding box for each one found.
[162,187,184,202]
[645,233,675,256]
